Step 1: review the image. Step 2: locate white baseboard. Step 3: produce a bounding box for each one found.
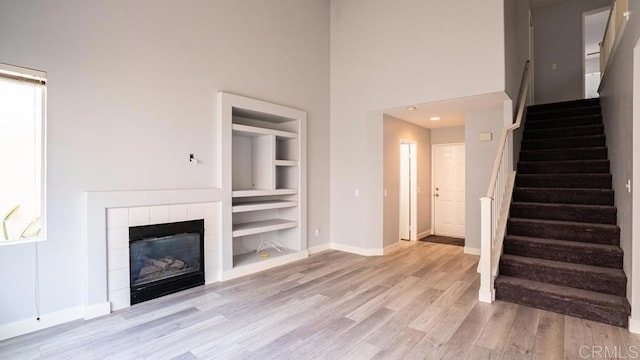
[308,243,331,254]
[383,241,403,254]
[629,317,640,334]
[0,306,84,341]
[464,246,481,255]
[84,302,111,320]
[417,229,432,240]
[330,243,383,256]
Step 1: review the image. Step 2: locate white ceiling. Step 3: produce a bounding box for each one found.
[384,92,509,129]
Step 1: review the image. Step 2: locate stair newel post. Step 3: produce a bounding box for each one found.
[479,196,495,303]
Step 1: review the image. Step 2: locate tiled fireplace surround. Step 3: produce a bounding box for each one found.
[85,189,221,318]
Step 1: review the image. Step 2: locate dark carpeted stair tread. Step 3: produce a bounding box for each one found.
[525,114,602,130]
[519,147,607,161]
[507,217,620,245]
[510,202,616,224]
[512,187,614,205]
[527,98,600,113]
[495,275,630,327]
[521,135,606,151]
[527,105,601,121]
[499,254,626,296]
[515,173,611,188]
[518,160,609,174]
[503,235,623,268]
[523,124,604,140]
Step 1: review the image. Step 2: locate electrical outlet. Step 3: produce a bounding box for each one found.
[354,189,360,197]
[314,228,320,237]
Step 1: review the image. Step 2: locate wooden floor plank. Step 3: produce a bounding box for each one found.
[0,242,638,359]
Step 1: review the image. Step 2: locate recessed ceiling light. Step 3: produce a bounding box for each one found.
[430,116,441,121]
[407,106,417,111]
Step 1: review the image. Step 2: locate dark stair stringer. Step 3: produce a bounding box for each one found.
[494,98,631,328]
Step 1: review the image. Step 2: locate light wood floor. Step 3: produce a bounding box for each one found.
[2,241,640,359]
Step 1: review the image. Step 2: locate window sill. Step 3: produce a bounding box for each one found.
[0,237,45,247]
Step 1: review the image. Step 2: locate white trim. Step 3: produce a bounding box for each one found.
[308,243,331,254]
[431,142,466,237]
[383,241,403,255]
[417,229,432,240]
[330,242,384,256]
[0,306,83,341]
[464,246,481,256]
[629,317,640,334]
[399,139,418,241]
[0,62,47,82]
[84,302,111,320]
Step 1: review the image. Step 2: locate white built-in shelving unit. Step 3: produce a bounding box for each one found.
[217,92,307,280]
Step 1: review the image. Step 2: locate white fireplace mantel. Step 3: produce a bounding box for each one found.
[84,188,222,319]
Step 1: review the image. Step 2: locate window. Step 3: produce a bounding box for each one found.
[0,63,46,243]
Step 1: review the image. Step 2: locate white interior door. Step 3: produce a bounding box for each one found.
[433,144,465,238]
[400,143,410,240]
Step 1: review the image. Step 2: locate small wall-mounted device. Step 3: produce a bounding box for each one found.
[479,132,493,142]
[189,153,199,164]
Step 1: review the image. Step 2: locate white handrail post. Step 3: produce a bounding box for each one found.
[479,196,495,303]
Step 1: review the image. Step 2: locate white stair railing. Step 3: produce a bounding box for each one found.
[479,60,531,303]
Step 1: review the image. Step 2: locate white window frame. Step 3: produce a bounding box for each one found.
[0,62,47,245]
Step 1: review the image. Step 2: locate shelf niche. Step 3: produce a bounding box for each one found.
[219,92,307,281]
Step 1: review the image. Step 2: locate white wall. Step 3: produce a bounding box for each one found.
[598,0,640,328]
[330,0,506,251]
[504,0,532,105]
[431,126,465,145]
[464,108,506,250]
[532,0,611,104]
[383,115,431,247]
[0,0,330,325]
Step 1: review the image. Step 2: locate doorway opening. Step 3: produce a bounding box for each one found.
[432,143,465,239]
[399,140,417,241]
[583,6,610,99]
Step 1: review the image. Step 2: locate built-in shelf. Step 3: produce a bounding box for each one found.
[232,219,298,237]
[232,200,298,213]
[275,160,297,166]
[232,124,297,139]
[219,92,306,280]
[233,247,297,268]
[232,188,297,198]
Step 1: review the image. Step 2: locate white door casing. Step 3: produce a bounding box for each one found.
[433,143,465,238]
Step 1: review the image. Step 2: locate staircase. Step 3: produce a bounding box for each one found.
[494,98,631,327]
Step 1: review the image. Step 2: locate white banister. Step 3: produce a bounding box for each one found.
[478,60,531,303]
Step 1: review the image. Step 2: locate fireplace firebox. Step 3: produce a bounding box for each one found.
[129,219,204,305]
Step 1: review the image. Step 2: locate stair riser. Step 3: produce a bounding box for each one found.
[527,107,601,121]
[503,238,623,268]
[515,175,612,189]
[523,125,604,140]
[518,161,609,174]
[495,282,628,327]
[520,148,607,161]
[521,136,606,151]
[499,260,626,296]
[510,204,617,224]
[507,220,620,245]
[512,189,614,205]
[528,99,600,113]
[525,116,602,130]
